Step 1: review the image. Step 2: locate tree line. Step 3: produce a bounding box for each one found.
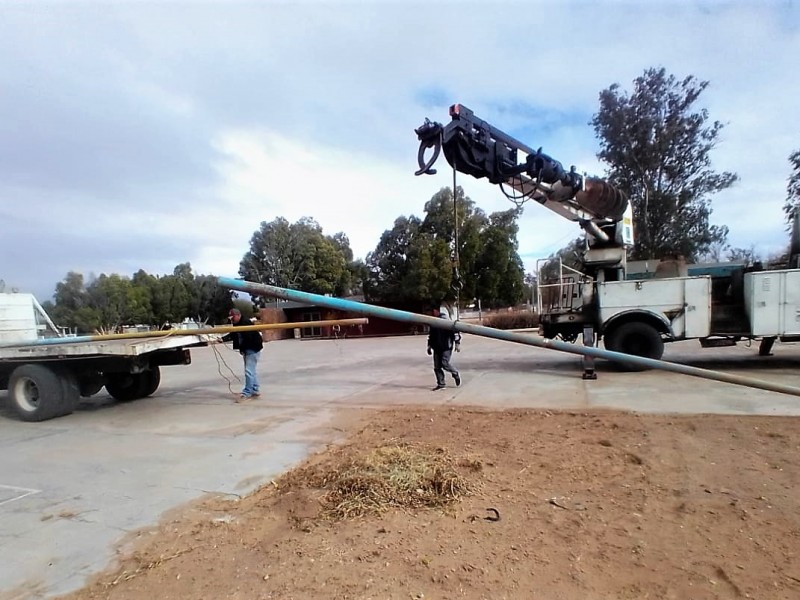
[37,67,800,332]
[237,188,527,310]
[41,264,234,334]
[40,187,527,334]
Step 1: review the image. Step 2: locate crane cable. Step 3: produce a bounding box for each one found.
[451,164,463,316]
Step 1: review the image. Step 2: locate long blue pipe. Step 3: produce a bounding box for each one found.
[218,276,800,398]
[1,335,95,347]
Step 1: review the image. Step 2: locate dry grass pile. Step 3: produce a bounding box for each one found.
[282,443,477,519]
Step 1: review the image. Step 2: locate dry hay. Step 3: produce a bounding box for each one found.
[280,443,478,520]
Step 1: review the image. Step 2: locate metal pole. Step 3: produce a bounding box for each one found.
[217,276,800,398]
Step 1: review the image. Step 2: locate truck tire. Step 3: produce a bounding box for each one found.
[605,321,664,369]
[78,373,105,398]
[105,368,160,402]
[140,366,161,398]
[8,364,69,422]
[58,369,80,417]
[105,373,147,402]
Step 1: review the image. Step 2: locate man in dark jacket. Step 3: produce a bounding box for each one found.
[220,308,264,401]
[427,308,461,391]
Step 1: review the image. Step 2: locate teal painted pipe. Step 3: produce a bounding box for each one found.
[217,276,800,398]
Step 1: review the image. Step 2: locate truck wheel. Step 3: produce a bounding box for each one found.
[78,373,105,398]
[105,373,147,402]
[58,369,80,417]
[140,367,161,398]
[8,364,68,422]
[605,321,664,369]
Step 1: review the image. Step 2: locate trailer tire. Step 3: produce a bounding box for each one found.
[140,367,161,398]
[58,369,80,417]
[105,373,147,402]
[8,364,69,422]
[105,368,160,402]
[605,321,664,369]
[78,374,105,398]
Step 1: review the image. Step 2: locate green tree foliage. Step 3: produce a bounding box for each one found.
[157,269,191,324]
[238,217,352,296]
[131,269,157,324]
[591,67,737,261]
[193,274,233,325]
[539,237,586,283]
[473,209,526,307]
[420,186,486,303]
[47,272,102,332]
[45,264,233,333]
[88,274,136,332]
[364,215,431,302]
[783,149,800,227]
[347,259,370,297]
[366,188,525,308]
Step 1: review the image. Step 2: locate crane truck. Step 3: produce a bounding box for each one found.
[415,104,800,368]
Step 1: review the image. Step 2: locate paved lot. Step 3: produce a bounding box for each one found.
[2,334,800,598]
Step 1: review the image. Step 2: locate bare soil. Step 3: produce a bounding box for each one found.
[60,407,800,600]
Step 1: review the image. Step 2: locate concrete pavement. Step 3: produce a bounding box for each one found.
[2,334,800,598]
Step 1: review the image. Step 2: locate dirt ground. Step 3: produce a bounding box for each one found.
[60,406,800,600]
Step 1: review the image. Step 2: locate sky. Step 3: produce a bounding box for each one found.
[1,0,798,302]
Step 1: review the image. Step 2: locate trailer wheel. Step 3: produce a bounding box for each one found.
[605,321,664,369]
[105,373,147,402]
[78,373,105,398]
[105,368,160,402]
[8,364,69,422]
[59,369,80,417]
[140,366,161,398]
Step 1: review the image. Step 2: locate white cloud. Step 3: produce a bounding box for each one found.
[1,0,799,299]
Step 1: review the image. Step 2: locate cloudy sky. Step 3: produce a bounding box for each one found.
[1,0,798,301]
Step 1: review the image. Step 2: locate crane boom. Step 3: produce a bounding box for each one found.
[415,104,633,247]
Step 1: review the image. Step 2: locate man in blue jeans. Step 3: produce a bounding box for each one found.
[220,308,264,402]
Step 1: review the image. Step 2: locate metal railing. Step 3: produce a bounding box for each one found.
[535,258,593,316]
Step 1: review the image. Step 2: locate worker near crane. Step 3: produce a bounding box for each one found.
[427,307,461,391]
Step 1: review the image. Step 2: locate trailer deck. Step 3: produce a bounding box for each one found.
[0,334,213,422]
[0,334,210,359]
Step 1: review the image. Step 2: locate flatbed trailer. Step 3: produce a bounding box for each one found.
[1,293,371,422]
[0,335,210,422]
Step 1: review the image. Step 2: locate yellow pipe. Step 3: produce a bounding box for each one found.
[82,318,368,342]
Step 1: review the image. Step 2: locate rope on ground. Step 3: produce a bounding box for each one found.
[211,342,241,395]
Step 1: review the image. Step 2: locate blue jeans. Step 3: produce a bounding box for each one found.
[242,350,261,396]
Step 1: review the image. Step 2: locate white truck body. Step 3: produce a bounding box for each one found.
[597,270,800,340]
[539,262,800,363]
[744,270,800,336]
[598,276,712,339]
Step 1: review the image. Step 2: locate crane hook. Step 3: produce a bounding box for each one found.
[414,119,443,176]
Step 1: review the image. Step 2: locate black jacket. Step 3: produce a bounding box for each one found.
[222,319,264,353]
[428,323,459,352]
